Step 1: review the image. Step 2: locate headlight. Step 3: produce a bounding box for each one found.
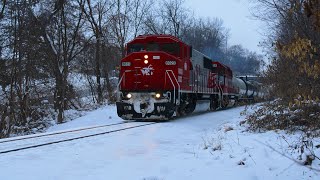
[122,62,131,66]
[155,93,161,99]
[144,55,149,59]
[126,93,132,99]
[165,61,176,65]
[144,60,149,64]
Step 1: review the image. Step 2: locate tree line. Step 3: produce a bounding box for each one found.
[0,0,262,138]
[245,0,320,164]
[247,0,320,136]
[252,0,320,102]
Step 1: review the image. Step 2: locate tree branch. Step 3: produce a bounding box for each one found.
[0,0,6,19]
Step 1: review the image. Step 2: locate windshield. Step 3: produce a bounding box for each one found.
[127,43,180,57]
[146,43,159,51]
[161,43,179,56]
[128,44,144,54]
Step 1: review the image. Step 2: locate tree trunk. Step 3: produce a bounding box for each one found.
[95,35,103,104]
[0,105,9,138]
[54,72,66,124]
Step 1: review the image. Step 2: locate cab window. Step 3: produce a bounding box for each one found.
[128,44,144,54]
[127,42,180,56]
[161,43,180,56]
[146,43,160,51]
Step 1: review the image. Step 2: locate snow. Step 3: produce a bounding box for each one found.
[0,105,319,180]
[47,105,119,132]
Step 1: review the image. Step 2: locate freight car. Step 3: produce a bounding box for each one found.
[116,34,263,120]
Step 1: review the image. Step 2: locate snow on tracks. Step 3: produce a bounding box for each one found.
[0,122,156,154]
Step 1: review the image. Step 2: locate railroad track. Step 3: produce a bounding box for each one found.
[0,122,129,144]
[0,121,157,154]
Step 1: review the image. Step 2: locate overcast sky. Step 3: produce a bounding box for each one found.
[186,0,263,54]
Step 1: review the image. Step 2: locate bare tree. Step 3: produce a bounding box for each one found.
[32,0,87,123]
[131,0,152,38]
[0,0,53,137]
[183,17,226,52]
[162,0,185,37]
[0,0,6,19]
[81,0,114,104]
[144,0,190,38]
[109,0,152,57]
[109,0,131,57]
[144,11,160,34]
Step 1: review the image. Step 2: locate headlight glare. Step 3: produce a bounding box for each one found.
[155,93,161,99]
[126,93,132,99]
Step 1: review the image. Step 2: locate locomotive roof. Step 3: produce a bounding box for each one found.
[213,61,232,71]
[213,61,233,76]
[127,34,187,45]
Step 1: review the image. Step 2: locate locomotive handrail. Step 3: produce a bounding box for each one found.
[116,71,128,101]
[165,70,180,105]
[165,71,176,104]
[217,81,223,108]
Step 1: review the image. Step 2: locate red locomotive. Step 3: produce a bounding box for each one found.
[116,34,262,120]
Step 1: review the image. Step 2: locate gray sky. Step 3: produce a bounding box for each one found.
[186,0,263,53]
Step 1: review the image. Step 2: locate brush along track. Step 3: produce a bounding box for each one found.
[0,122,157,154]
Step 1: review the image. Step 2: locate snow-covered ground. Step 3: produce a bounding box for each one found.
[0,105,319,180]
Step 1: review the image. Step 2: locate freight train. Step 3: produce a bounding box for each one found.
[116,34,264,120]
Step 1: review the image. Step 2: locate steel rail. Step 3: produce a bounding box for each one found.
[0,122,128,144]
[0,122,156,154]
